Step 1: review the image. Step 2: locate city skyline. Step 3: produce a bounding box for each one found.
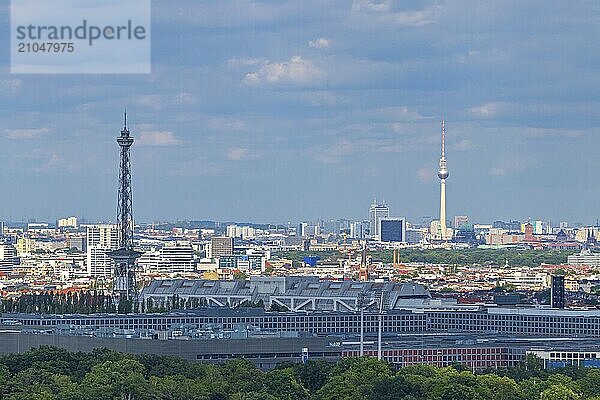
[1,1,600,223]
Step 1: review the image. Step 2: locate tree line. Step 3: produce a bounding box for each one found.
[0,291,128,314]
[0,347,599,399]
[0,292,276,315]
[278,249,576,268]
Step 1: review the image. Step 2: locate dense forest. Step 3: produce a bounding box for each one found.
[278,248,576,268]
[0,347,599,399]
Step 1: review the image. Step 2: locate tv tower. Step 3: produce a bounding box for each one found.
[437,120,449,240]
[109,112,141,300]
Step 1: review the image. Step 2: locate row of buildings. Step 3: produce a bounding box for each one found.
[0,276,597,370]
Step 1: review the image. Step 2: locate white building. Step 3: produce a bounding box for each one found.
[86,225,118,277]
[57,216,78,229]
[349,221,364,239]
[369,200,389,239]
[498,272,548,291]
[226,225,256,240]
[567,250,600,267]
[139,242,195,274]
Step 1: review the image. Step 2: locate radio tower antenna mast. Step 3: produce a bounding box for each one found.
[109,112,141,301]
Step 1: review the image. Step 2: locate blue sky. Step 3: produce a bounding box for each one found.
[0,0,599,225]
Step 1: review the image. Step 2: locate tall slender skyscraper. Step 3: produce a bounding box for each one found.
[437,120,449,240]
[109,113,141,300]
[369,200,389,239]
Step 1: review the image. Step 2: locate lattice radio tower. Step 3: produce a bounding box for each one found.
[109,112,141,300]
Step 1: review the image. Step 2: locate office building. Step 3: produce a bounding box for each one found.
[66,235,86,252]
[211,236,233,258]
[57,216,78,229]
[226,225,256,240]
[379,218,406,243]
[0,243,18,273]
[551,275,565,309]
[296,223,305,237]
[534,220,544,235]
[567,250,600,266]
[453,215,468,229]
[159,242,195,273]
[139,242,195,274]
[369,200,389,238]
[453,224,478,245]
[406,228,425,244]
[15,237,35,255]
[349,221,364,239]
[86,224,119,277]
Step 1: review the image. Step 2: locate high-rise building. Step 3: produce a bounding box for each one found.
[86,224,119,278]
[534,220,544,235]
[0,243,18,274]
[453,215,469,229]
[0,221,4,237]
[551,275,565,309]
[437,120,449,240]
[87,225,119,249]
[211,236,233,258]
[296,223,308,238]
[379,218,406,243]
[349,221,364,239]
[296,222,320,238]
[159,243,195,273]
[139,242,195,274]
[16,237,36,255]
[369,200,389,238]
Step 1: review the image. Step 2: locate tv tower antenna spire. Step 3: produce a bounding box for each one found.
[437,119,449,241]
[109,111,141,301]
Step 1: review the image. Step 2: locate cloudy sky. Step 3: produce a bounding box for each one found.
[1,0,599,225]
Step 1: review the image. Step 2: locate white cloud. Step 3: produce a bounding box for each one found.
[316,140,357,164]
[227,147,258,161]
[137,131,181,146]
[452,139,472,151]
[209,118,246,132]
[392,5,443,26]
[45,152,63,169]
[469,102,504,118]
[0,79,22,94]
[137,95,164,110]
[308,38,331,49]
[523,128,582,139]
[243,56,322,85]
[5,128,50,139]
[416,166,436,183]
[168,157,223,177]
[227,57,263,67]
[351,1,443,26]
[303,91,338,106]
[175,92,196,106]
[489,167,507,176]
[351,0,391,13]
